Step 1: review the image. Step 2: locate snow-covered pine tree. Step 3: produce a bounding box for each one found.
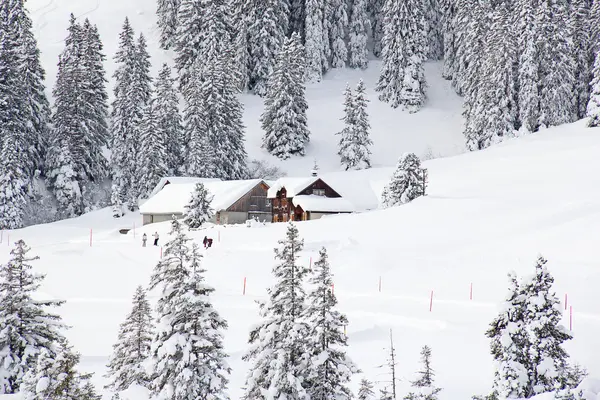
[485,272,531,399]
[518,0,541,134]
[305,0,327,81]
[304,247,359,399]
[337,81,372,170]
[591,0,600,56]
[110,18,138,215]
[233,4,251,92]
[261,33,310,159]
[349,0,370,69]
[0,140,28,229]
[424,0,443,60]
[157,0,181,50]
[154,64,183,175]
[246,0,289,95]
[326,0,349,68]
[587,48,600,127]
[379,387,394,400]
[381,153,427,208]
[403,346,441,400]
[45,135,82,218]
[21,338,99,400]
[137,101,168,199]
[0,240,66,393]
[148,220,230,399]
[369,0,385,57]
[376,0,427,111]
[183,183,214,228]
[570,0,591,119]
[463,0,517,150]
[440,0,456,79]
[521,256,573,395]
[242,222,310,399]
[358,378,376,400]
[290,0,306,38]
[105,286,153,391]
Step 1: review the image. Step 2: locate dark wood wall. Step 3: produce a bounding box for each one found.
[227,182,271,213]
[297,179,341,198]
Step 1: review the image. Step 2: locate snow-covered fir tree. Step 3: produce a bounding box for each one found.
[379,387,394,400]
[326,0,349,68]
[521,256,573,395]
[424,0,443,60]
[368,0,385,57]
[591,0,600,56]
[148,220,230,399]
[485,272,530,399]
[358,379,376,400]
[337,81,372,170]
[21,339,99,400]
[587,48,600,127]
[246,0,289,95]
[261,33,310,159]
[518,0,541,134]
[183,183,214,229]
[570,0,591,119]
[304,247,359,399]
[305,0,327,81]
[349,0,370,69]
[440,0,456,79]
[0,240,66,393]
[242,222,310,399]
[45,136,82,218]
[154,64,183,175]
[0,141,28,229]
[403,346,441,400]
[137,101,168,199]
[290,0,306,38]
[233,5,251,92]
[157,0,181,49]
[381,153,427,207]
[105,286,154,392]
[376,0,427,111]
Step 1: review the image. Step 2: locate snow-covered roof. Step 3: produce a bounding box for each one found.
[267,177,319,198]
[292,195,355,213]
[140,179,267,215]
[147,177,222,199]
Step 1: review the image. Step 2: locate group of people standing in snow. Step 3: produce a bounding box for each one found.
[142,232,160,247]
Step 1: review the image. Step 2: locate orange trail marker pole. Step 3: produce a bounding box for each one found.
[331,283,334,295]
[429,290,434,312]
[243,277,247,295]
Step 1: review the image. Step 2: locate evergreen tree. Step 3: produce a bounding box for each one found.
[518,4,541,134]
[233,8,251,92]
[358,379,376,400]
[246,0,289,95]
[424,0,443,60]
[571,0,591,119]
[368,0,385,57]
[440,0,456,79]
[591,0,600,56]
[157,0,181,50]
[105,286,154,391]
[290,0,306,38]
[261,33,310,159]
[349,0,370,69]
[242,222,310,400]
[376,0,427,111]
[326,0,349,68]
[0,141,28,229]
[0,240,66,393]
[154,64,183,175]
[183,183,215,229]
[587,48,600,127]
[137,101,168,199]
[337,81,372,170]
[381,153,427,208]
[305,0,327,81]
[485,272,530,399]
[379,387,393,400]
[45,136,82,218]
[403,346,441,400]
[148,220,230,399]
[304,247,359,399]
[521,256,573,395]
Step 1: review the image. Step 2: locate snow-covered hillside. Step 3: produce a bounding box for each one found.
[1,120,599,399]
[25,0,465,175]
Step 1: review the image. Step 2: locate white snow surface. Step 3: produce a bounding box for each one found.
[139,179,266,214]
[147,177,222,200]
[0,120,599,399]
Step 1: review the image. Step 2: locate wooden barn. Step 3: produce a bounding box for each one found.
[139,179,272,225]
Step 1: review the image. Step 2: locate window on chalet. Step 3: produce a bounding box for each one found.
[313,188,325,196]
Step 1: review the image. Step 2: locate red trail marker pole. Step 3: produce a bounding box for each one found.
[429,290,434,312]
[243,277,247,295]
[470,283,473,300]
[160,246,163,259]
[89,229,92,247]
[565,293,568,310]
[331,283,335,295]
[569,306,573,331]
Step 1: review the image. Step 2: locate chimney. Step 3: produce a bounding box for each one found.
[310,159,319,177]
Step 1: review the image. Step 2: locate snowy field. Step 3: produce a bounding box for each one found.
[1,120,600,399]
[25,0,466,176]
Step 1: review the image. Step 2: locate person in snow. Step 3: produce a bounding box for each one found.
[203,236,213,249]
[142,233,147,247]
[153,232,159,246]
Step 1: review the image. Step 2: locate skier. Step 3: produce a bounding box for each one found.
[142,233,147,247]
[153,232,159,246]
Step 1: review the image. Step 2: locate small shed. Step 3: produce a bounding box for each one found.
[139,179,271,225]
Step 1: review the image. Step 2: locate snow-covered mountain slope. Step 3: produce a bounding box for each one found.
[1,120,599,399]
[26,0,466,176]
